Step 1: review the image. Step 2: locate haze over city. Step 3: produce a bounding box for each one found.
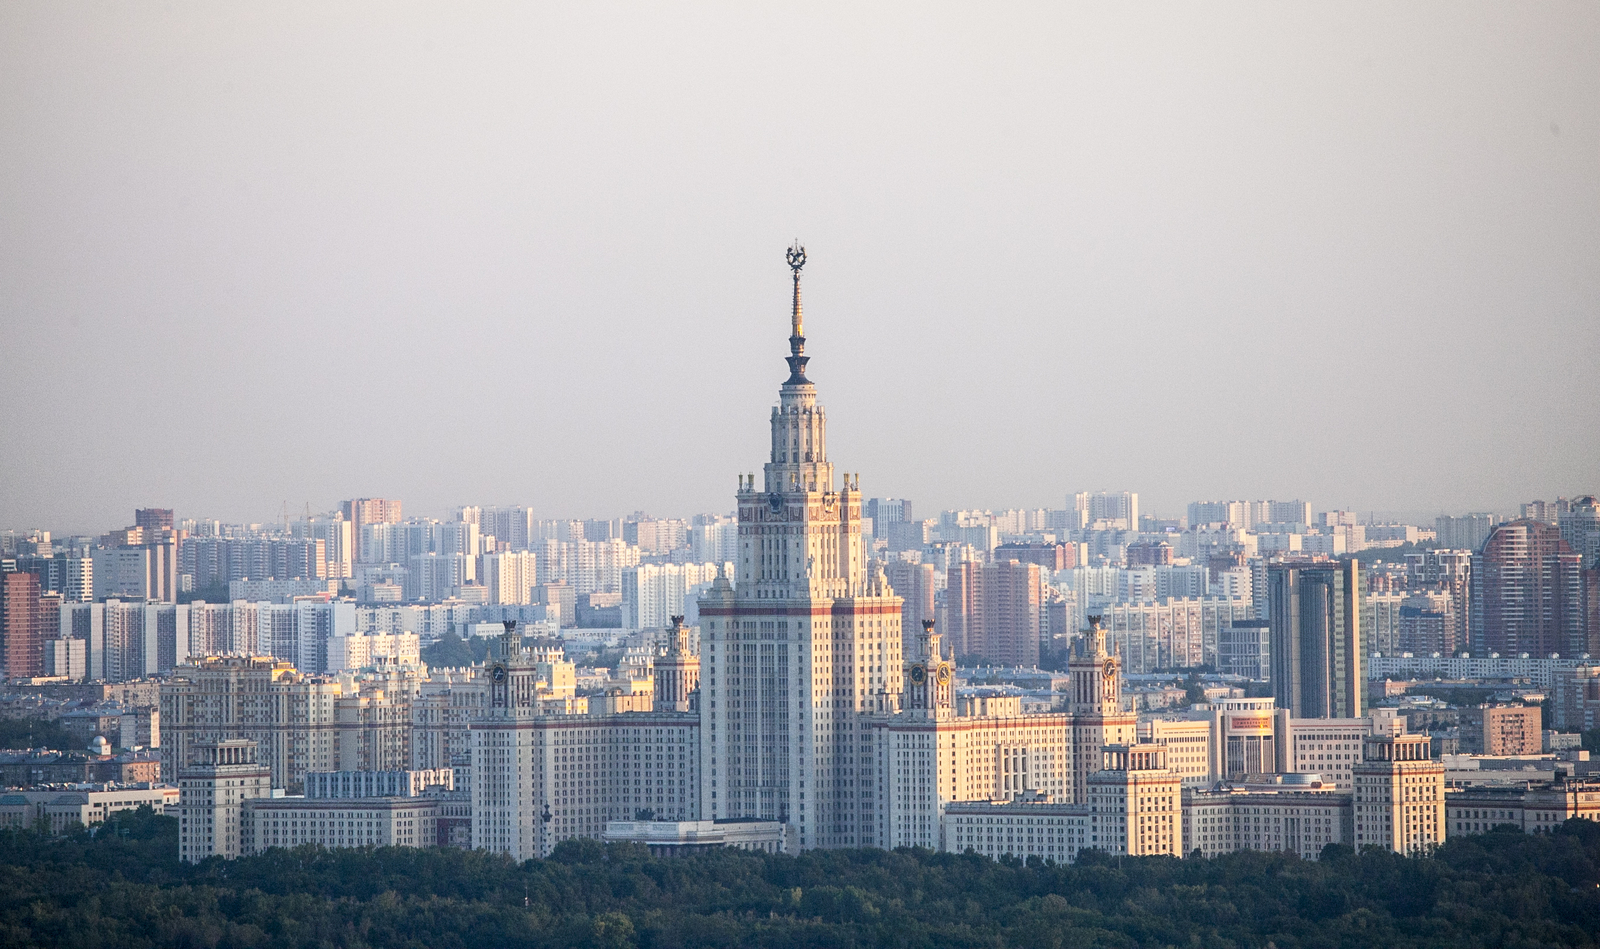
[8,8,1600,949]
[2,2,1596,533]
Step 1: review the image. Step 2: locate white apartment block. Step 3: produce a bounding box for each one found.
[479,551,538,605]
[1091,598,1255,673]
[1073,492,1138,530]
[293,516,353,579]
[690,518,740,565]
[326,631,420,672]
[620,561,729,630]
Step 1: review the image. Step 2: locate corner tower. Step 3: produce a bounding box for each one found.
[700,245,905,849]
[1068,615,1137,802]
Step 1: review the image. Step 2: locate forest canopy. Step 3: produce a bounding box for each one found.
[0,808,1597,948]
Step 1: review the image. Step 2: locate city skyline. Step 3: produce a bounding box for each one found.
[2,4,1596,531]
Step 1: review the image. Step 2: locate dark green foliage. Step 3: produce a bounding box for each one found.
[1,810,1598,948]
[0,716,76,750]
[1584,728,1600,754]
[420,630,480,669]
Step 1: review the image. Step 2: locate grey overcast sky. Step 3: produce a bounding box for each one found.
[1,2,1596,533]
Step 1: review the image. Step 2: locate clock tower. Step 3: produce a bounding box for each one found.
[1068,615,1137,802]
[904,620,953,720]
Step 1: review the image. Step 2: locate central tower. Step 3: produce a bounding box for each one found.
[699,245,904,849]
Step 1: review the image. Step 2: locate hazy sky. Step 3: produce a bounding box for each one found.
[2,2,1596,533]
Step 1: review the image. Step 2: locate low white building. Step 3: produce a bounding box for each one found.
[601,818,793,856]
[0,785,178,834]
[943,798,1092,863]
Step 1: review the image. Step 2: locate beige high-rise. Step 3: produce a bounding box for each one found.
[1353,733,1445,854]
[699,246,905,849]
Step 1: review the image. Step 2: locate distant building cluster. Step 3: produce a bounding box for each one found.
[4,255,1599,866]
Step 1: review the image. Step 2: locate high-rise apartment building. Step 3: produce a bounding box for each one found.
[0,571,43,678]
[292,515,353,579]
[14,555,94,603]
[1559,496,1600,568]
[883,561,935,658]
[994,542,1075,571]
[1187,501,1251,530]
[1553,666,1600,732]
[483,506,534,552]
[135,508,174,533]
[1365,591,1405,655]
[1398,592,1455,655]
[1406,549,1472,652]
[343,498,403,565]
[1435,513,1500,552]
[92,540,179,603]
[1470,519,1592,659]
[1268,560,1362,719]
[1091,597,1254,674]
[479,551,537,606]
[620,562,727,630]
[162,656,342,790]
[1072,492,1138,530]
[689,516,740,565]
[1186,500,1311,530]
[944,560,1045,666]
[1520,499,1570,525]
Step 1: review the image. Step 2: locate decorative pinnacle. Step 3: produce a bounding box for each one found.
[787,241,806,339]
[783,241,811,385]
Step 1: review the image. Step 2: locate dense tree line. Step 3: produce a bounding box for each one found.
[0,716,77,750]
[1,808,1597,948]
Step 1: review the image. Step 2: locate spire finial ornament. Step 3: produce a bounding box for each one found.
[784,242,810,385]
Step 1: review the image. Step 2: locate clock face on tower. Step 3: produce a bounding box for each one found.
[1102,659,1116,680]
[909,665,927,685]
[936,664,951,685]
[492,665,507,683]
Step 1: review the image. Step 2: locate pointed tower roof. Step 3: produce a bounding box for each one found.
[784,241,810,385]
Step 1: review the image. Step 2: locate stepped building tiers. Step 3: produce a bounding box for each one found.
[700,243,906,848]
[699,247,1147,852]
